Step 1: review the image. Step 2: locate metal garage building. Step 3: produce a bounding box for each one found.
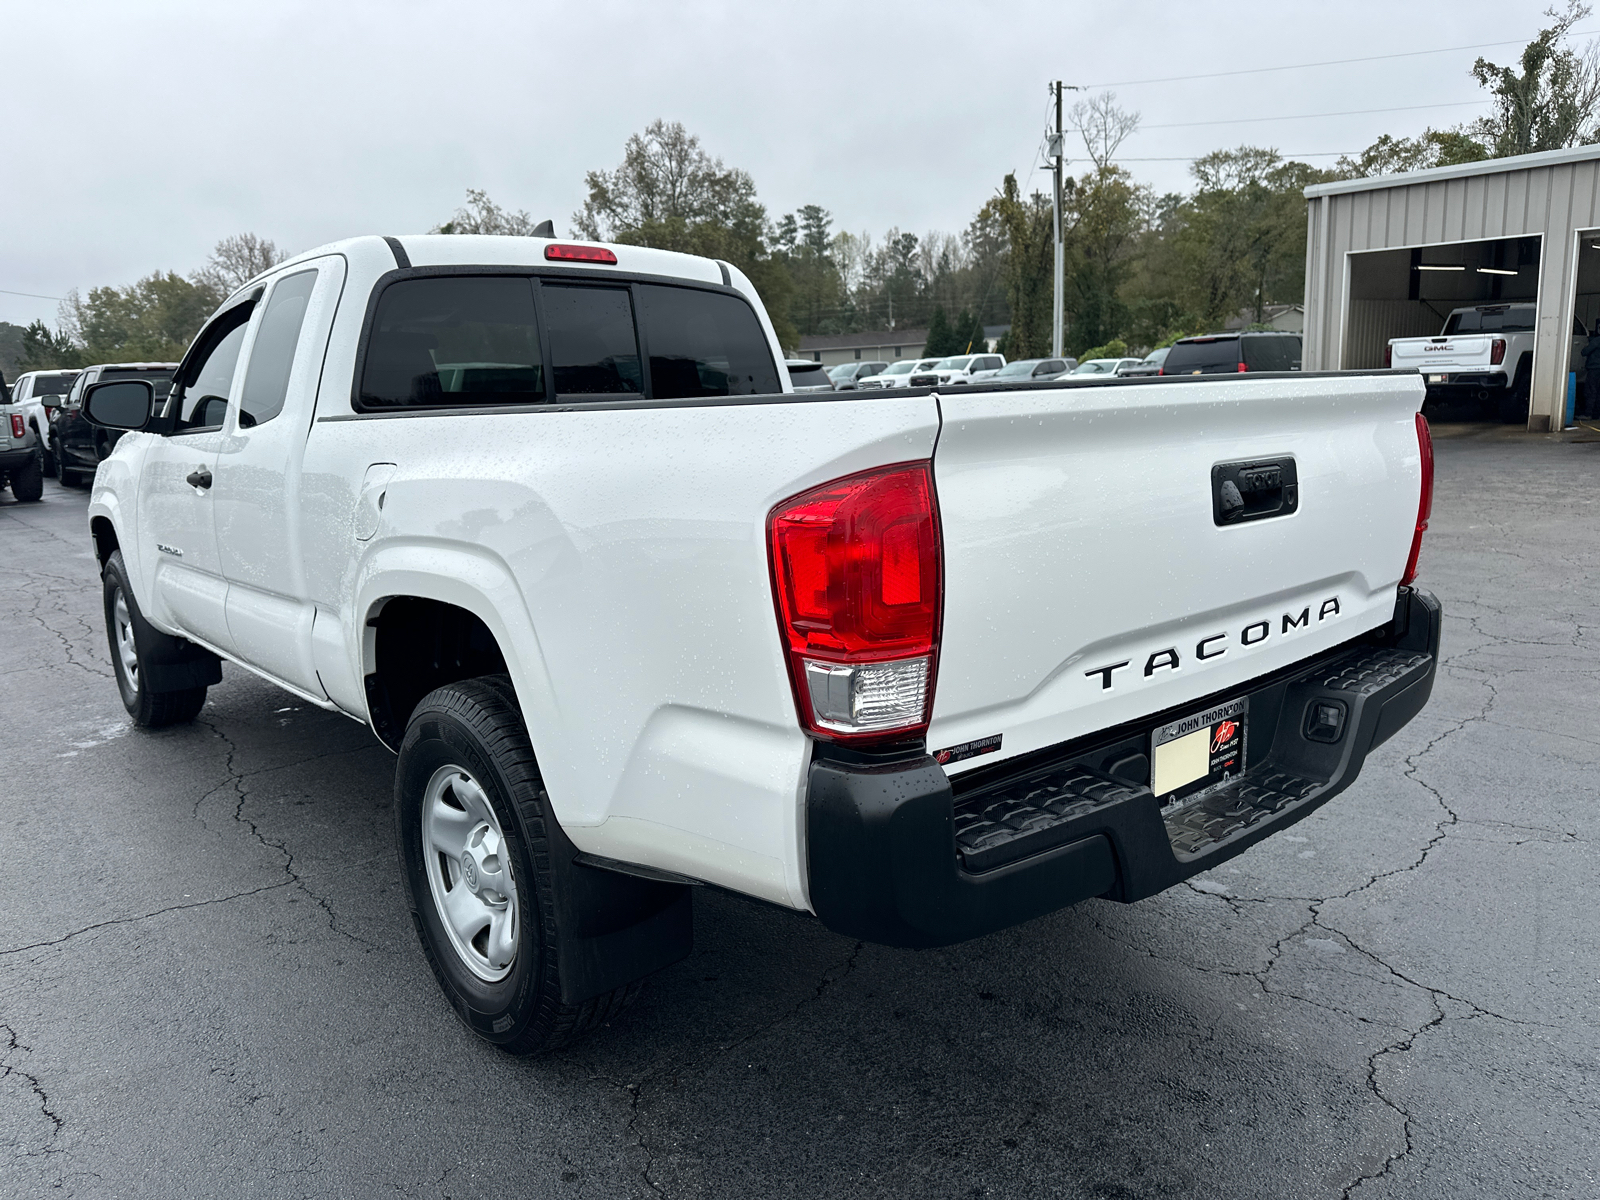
[1302,144,1600,430]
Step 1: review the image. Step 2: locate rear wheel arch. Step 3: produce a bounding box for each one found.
[363,595,513,751]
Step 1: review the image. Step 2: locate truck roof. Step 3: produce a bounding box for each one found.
[258,234,727,293]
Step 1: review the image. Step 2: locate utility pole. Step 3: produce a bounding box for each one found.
[1048,81,1083,358]
[1050,81,1064,359]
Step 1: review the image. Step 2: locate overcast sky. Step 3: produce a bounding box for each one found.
[0,0,1580,327]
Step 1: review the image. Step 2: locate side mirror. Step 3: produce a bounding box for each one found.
[82,379,154,431]
[39,395,63,410]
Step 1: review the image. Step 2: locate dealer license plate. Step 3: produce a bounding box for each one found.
[1151,698,1247,809]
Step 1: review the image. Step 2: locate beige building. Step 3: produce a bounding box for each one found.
[794,330,928,367]
[1303,144,1600,430]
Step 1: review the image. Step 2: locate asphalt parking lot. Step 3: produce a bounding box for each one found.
[1,424,1596,1200]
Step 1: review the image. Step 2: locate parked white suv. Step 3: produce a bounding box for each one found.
[859,358,940,389]
[8,369,80,475]
[909,353,1005,386]
[79,233,1442,1054]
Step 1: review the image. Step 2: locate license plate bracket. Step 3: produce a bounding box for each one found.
[1151,698,1247,810]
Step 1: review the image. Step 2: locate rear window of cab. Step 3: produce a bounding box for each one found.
[356,274,781,410]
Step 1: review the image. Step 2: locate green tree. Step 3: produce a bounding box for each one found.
[434,188,544,235]
[1062,165,1148,355]
[64,272,222,363]
[978,173,1053,359]
[575,120,796,349]
[1171,147,1325,328]
[924,306,955,356]
[1336,129,1489,177]
[18,320,85,372]
[950,307,986,354]
[1470,1,1600,157]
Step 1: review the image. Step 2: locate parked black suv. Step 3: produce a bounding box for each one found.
[54,363,177,486]
[1161,332,1301,375]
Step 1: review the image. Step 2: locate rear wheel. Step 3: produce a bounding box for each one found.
[102,550,208,726]
[10,448,43,502]
[396,677,640,1054]
[1499,358,1533,424]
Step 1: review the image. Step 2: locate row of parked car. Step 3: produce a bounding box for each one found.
[0,362,178,500]
[782,331,1304,393]
[1,331,1304,503]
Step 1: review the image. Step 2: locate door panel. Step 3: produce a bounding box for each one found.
[139,431,230,646]
[214,258,345,696]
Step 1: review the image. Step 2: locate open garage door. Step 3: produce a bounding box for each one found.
[1570,232,1600,424]
[1343,236,1541,368]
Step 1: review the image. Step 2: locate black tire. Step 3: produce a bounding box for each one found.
[54,442,80,488]
[395,676,640,1054]
[33,423,55,476]
[10,448,43,502]
[102,550,208,727]
[1499,357,1532,424]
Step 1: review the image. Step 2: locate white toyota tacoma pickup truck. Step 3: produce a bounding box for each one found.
[80,234,1442,1053]
[1387,302,1534,421]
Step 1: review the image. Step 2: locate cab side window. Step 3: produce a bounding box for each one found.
[171,322,250,432]
[238,269,317,427]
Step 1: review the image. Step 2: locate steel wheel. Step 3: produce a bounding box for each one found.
[421,764,518,982]
[113,588,140,694]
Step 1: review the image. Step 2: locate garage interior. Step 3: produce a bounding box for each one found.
[1342,235,1541,370]
[1303,145,1600,429]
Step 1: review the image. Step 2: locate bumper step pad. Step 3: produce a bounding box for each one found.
[948,640,1438,876]
[953,768,1145,873]
[1164,772,1320,857]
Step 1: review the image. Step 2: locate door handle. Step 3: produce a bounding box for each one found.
[186,466,213,490]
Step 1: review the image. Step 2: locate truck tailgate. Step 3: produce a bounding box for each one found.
[927,373,1426,771]
[1390,335,1492,371]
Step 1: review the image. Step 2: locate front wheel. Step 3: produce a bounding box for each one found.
[102,550,208,726]
[395,677,640,1054]
[54,442,81,488]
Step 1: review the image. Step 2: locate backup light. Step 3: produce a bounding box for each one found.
[544,243,618,264]
[1401,413,1434,587]
[768,463,943,743]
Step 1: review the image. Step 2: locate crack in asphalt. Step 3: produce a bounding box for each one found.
[196,717,386,954]
[1,1021,64,1155]
[609,937,865,1197]
[1116,648,1539,1199]
[0,883,296,959]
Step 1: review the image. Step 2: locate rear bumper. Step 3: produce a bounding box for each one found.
[806,587,1442,948]
[0,446,38,472]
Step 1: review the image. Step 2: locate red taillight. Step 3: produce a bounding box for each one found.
[1401,413,1434,586]
[544,243,618,264]
[768,462,942,743]
[1490,337,1506,365]
[9,415,23,439]
[1157,367,1165,376]
[1384,344,1393,369]
[1237,362,1249,372]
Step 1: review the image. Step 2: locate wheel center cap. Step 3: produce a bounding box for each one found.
[460,852,480,892]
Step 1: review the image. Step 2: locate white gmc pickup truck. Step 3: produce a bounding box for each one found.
[1387,302,1534,421]
[80,234,1442,1053]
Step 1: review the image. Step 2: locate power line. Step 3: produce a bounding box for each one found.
[1118,152,1359,161]
[0,287,65,301]
[1101,98,1488,132]
[1080,31,1598,89]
